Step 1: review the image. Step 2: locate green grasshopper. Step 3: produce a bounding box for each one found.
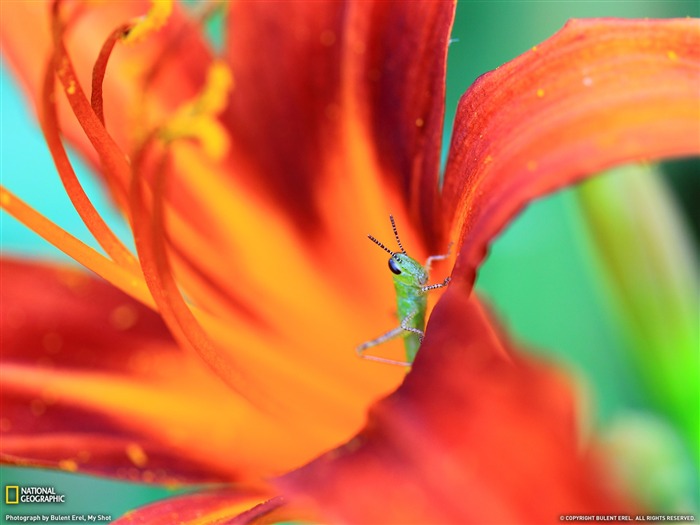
[357,215,451,366]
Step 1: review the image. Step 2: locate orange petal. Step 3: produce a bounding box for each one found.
[276,287,632,523]
[441,19,700,290]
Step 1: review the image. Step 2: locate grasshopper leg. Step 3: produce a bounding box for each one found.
[356,308,422,367]
[424,241,453,273]
[421,276,451,293]
[399,308,423,341]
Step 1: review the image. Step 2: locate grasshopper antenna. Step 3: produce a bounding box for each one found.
[389,214,406,254]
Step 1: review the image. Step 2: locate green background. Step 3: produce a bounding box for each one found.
[1,1,698,523]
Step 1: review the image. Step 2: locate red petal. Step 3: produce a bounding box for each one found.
[276,287,631,523]
[111,489,282,525]
[441,19,700,289]
[225,1,454,238]
[0,259,273,483]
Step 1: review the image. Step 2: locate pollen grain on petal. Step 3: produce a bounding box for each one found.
[58,459,79,472]
[126,443,149,468]
[109,304,139,331]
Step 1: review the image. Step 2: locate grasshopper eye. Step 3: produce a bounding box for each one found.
[388,257,402,275]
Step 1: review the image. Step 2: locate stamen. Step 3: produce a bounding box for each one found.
[50,2,131,203]
[128,144,264,409]
[0,187,153,309]
[122,0,173,45]
[91,24,130,126]
[41,57,138,271]
[140,3,226,95]
[0,188,251,389]
[159,61,234,160]
[43,1,263,406]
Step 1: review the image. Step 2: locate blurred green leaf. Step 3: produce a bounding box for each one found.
[577,165,699,468]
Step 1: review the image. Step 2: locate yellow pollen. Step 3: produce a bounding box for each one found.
[415,117,425,128]
[59,459,79,472]
[531,45,538,52]
[484,155,493,164]
[0,189,11,206]
[123,0,173,44]
[197,62,234,115]
[666,50,678,61]
[66,81,76,95]
[126,443,149,468]
[160,60,234,160]
[536,88,545,98]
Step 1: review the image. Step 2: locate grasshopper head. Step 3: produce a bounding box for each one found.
[388,253,428,287]
[367,215,428,288]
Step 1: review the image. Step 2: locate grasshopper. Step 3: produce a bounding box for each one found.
[357,215,451,366]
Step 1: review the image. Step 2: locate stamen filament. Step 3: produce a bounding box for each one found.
[91,24,130,126]
[41,57,138,271]
[51,1,131,204]
[128,142,264,409]
[0,187,153,310]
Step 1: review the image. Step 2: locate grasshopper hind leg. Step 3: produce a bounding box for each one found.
[356,309,421,367]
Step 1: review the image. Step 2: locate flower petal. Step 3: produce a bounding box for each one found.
[0,1,212,163]
[225,1,454,239]
[441,18,700,289]
[111,489,282,525]
[0,259,296,483]
[276,287,630,523]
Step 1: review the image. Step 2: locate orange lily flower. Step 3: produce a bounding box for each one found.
[1,1,698,523]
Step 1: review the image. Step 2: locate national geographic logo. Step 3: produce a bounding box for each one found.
[5,485,66,504]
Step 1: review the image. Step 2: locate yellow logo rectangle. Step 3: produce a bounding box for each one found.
[5,485,19,504]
